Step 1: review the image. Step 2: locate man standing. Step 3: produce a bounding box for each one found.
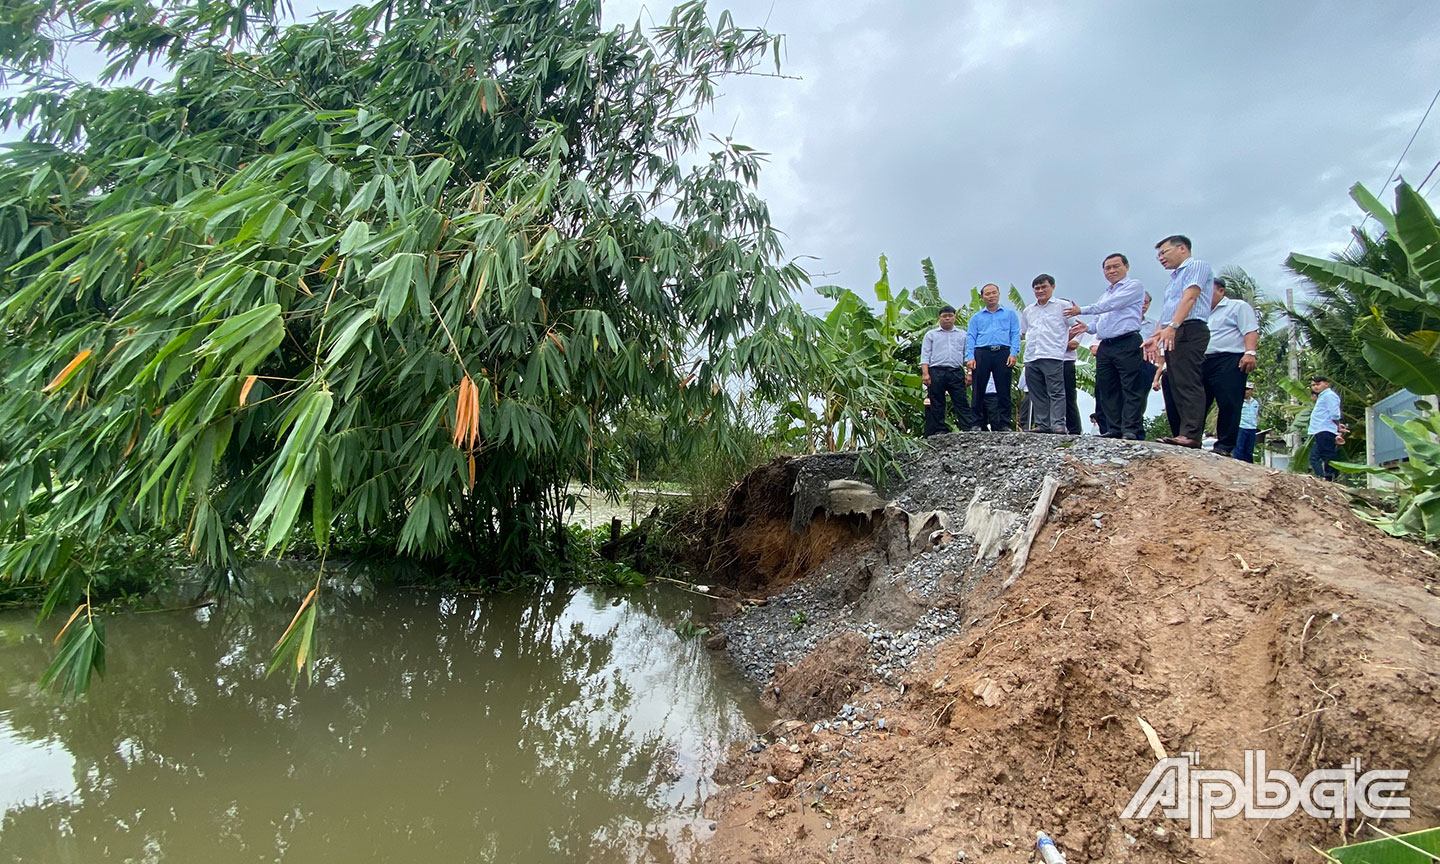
[1062,332,1083,435]
[920,305,974,436]
[1202,276,1259,457]
[966,283,1021,431]
[1235,383,1260,463]
[1308,376,1345,480]
[1020,274,1077,434]
[1066,253,1147,440]
[1144,235,1214,448]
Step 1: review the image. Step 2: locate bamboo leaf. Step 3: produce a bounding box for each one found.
[313,439,332,550]
[41,614,106,698]
[338,220,371,255]
[239,374,259,406]
[43,349,92,392]
[267,589,320,686]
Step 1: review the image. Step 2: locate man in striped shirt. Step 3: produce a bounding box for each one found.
[1145,235,1214,448]
[920,305,974,436]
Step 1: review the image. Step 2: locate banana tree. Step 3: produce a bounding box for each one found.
[1287,181,1440,538]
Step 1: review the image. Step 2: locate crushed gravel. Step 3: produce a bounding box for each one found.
[717,432,1169,686]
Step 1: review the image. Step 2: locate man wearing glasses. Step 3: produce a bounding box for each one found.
[1143,235,1214,448]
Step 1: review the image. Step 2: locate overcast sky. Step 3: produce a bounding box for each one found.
[599,0,1440,313]
[9,0,1440,314]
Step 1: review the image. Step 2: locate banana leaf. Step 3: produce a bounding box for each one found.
[1324,826,1440,863]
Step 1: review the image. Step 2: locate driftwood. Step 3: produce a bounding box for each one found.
[1003,475,1062,589]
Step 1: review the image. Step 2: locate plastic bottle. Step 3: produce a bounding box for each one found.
[1036,831,1066,864]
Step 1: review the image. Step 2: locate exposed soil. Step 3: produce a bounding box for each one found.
[693,433,1440,864]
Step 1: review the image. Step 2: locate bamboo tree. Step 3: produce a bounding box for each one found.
[0,0,804,691]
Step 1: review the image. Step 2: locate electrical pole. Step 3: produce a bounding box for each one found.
[1286,287,1300,454]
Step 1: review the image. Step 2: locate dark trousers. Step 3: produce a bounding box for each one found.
[970,348,1013,430]
[1063,360,1081,434]
[1235,428,1257,462]
[1310,431,1338,480]
[1202,352,1247,454]
[1095,332,1147,440]
[924,366,974,436]
[1094,399,1111,435]
[1025,359,1067,432]
[1159,321,1210,440]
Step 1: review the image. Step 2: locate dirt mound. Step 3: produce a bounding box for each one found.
[760,631,874,718]
[700,436,1440,864]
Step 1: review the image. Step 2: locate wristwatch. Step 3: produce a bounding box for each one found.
[1243,350,1256,356]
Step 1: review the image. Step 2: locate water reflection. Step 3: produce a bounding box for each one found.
[0,575,765,863]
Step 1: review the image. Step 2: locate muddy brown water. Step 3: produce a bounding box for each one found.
[0,570,765,863]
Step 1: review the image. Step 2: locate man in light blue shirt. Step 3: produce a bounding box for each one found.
[1307,376,1345,480]
[1235,383,1260,463]
[965,283,1021,431]
[1144,234,1214,448]
[920,305,974,436]
[1065,252,1147,439]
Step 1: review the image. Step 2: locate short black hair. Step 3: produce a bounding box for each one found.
[1213,276,1226,289]
[1103,252,1128,266]
[1309,375,1330,384]
[1032,273,1055,288]
[1156,235,1192,251]
[938,304,956,315]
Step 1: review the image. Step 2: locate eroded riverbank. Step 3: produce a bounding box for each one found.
[692,434,1440,863]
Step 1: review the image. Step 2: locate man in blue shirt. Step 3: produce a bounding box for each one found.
[1235,383,1260,463]
[1065,252,1147,439]
[1144,234,1214,448]
[1307,376,1346,480]
[965,283,1021,431]
[920,305,974,436]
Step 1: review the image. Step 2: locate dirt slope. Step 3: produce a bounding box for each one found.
[697,436,1440,864]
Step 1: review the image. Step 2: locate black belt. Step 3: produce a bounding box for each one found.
[1099,331,1140,344]
[977,345,1009,351]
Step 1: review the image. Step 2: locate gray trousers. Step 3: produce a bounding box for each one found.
[1024,359,1067,432]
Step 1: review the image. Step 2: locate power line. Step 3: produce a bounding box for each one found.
[1416,154,1440,194]
[1347,82,1440,249]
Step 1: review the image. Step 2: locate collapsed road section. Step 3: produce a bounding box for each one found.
[694,433,1440,864]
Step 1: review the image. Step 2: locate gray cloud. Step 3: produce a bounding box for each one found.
[607,0,1440,312]
[12,0,1439,315]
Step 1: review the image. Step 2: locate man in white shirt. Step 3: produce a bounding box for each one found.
[1021,274,1080,434]
[1201,276,1260,457]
